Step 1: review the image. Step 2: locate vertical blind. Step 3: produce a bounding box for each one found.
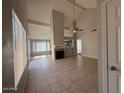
[31,40,51,52]
[12,10,27,88]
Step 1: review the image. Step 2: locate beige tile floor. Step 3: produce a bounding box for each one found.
[24,55,98,93]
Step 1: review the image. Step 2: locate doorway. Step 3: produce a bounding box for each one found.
[77,39,82,54]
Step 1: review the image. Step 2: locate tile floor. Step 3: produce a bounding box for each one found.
[24,55,98,93]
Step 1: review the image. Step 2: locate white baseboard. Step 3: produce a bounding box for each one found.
[82,55,98,59]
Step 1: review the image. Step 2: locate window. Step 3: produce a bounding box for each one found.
[12,10,27,88]
[32,40,51,52]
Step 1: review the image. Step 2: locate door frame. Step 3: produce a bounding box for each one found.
[98,0,110,93]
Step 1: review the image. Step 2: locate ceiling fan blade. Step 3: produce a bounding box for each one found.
[75,27,78,30]
[91,29,97,32]
[77,29,83,31]
[75,27,83,31]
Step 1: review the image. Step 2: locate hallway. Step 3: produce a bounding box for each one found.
[24,56,98,93]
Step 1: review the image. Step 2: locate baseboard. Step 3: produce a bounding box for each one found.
[82,55,98,59]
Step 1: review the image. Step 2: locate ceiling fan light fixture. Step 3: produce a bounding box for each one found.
[73,30,76,33]
[72,0,83,32]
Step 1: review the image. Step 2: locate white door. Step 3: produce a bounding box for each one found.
[107,0,121,93]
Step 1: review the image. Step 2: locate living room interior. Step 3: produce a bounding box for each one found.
[2,0,121,93]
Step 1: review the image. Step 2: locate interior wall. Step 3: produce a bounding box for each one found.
[51,10,64,59]
[28,23,51,40]
[52,10,64,45]
[2,0,15,89]
[64,29,73,37]
[12,0,28,31]
[77,8,98,58]
[2,0,28,93]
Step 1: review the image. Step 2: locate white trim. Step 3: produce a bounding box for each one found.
[82,55,98,59]
[98,0,110,93]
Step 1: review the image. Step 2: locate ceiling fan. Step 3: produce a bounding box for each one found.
[72,0,83,33]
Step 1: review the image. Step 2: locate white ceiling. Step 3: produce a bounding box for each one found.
[76,0,97,8]
[54,0,85,28]
[27,0,97,28]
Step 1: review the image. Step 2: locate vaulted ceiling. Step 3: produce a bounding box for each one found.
[27,0,97,28]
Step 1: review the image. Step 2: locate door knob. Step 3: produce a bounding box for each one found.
[110,66,117,71]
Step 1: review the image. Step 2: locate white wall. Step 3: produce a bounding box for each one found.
[52,10,64,45]
[64,29,73,37]
[77,8,98,58]
[51,10,64,59]
[28,23,51,40]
